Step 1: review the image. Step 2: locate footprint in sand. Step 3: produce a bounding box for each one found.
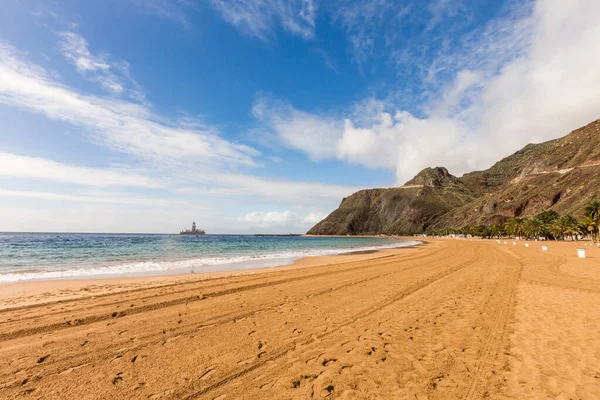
[322,358,337,367]
[290,374,318,389]
[112,372,124,385]
[37,355,50,364]
[110,355,123,363]
[339,365,352,374]
[319,385,335,397]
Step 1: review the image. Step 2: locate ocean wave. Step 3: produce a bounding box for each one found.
[0,240,420,284]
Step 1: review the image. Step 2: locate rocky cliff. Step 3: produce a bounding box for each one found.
[308,118,600,235]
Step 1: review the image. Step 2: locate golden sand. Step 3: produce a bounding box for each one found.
[0,239,599,399]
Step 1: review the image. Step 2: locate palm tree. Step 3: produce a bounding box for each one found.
[550,214,580,240]
[584,200,600,240]
[561,214,581,240]
[490,224,505,238]
[505,218,526,238]
[549,220,565,240]
[584,200,600,220]
[524,218,546,239]
[580,215,599,244]
[535,210,560,224]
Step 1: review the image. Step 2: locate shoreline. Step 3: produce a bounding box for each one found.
[0,239,423,309]
[0,235,419,286]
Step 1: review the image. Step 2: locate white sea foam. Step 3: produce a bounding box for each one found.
[0,240,420,284]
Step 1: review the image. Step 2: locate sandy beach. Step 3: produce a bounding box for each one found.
[1,239,599,399]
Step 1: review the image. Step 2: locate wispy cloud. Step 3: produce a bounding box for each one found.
[132,0,197,29]
[254,0,600,183]
[0,189,181,207]
[239,210,328,228]
[176,172,362,204]
[0,41,258,169]
[426,0,467,31]
[58,32,144,100]
[0,36,361,229]
[331,0,412,65]
[313,48,338,72]
[252,95,343,161]
[209,0,318,41]
[330,0,530,92]
[30,8,59,20]
[0,152,162,188]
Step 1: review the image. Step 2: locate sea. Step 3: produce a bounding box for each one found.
[0,233,420,284]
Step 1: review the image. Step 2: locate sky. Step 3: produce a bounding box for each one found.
[1,0,599,233]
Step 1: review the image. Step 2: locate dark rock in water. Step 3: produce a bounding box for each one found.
[308,118,600,235]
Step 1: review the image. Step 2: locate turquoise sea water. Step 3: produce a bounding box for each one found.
[0,233,419,283]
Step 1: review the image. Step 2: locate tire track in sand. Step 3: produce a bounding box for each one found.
[182,249,480,399]
[0,246,458,388]
[0,247,440,342]
[0,247,445,342]
[0,246,456,384]
[451,244,523,399]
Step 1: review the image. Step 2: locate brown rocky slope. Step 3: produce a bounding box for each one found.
[308,118,600,235]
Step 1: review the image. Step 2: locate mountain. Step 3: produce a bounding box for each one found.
[308,118,600,235]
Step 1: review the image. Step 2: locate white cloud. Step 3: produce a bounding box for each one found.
[240,209,327,229]
[255,0,600,183]
[0,27,385,233]
[0,204,214,234]
[58,32,110,74]
[426,0,466,30]
[0,152,162,188]
[0,189,181,207]
[132,0,196,29]
[209,0,318,40]
[58,32,143,99]
[302,211,328,225]
[331,0,532,86]
[241,210,294,227]
[0,41,258,169]
[253,96,466,178]
[331,0,417,66]
[0,38,363,226]
[252,96,342,161]
[177,172,362,204]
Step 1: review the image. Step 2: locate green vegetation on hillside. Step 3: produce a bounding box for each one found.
[427,200,600,243]
[308,118,600,236]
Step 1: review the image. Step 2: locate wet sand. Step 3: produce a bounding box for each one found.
[0,239,599,399]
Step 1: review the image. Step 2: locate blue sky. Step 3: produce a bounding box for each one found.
[1,0,599,233]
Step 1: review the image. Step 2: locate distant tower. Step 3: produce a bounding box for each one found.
[192,221,196,232]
